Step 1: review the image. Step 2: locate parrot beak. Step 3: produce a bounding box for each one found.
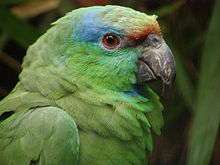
[137,34,175,85]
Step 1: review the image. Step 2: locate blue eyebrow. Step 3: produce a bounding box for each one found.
[73,9,122,43]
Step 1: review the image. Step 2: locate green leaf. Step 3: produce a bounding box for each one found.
[187,1,220,164]
[0,7,41,47]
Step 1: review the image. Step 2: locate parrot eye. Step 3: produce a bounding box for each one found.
[102,33,121,50]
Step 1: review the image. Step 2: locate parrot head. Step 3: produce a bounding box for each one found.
[23,5,175,94]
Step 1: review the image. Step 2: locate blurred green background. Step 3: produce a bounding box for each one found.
[0,0,219,164]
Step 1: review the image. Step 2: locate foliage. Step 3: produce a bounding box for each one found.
[0,7,41,47]
[187,1,220,164]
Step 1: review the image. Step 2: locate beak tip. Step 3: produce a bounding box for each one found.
[162,65,176,85]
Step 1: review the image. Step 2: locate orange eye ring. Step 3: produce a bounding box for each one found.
[102,33,121,50]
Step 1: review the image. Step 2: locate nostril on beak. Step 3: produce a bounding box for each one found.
[145,34,162,48]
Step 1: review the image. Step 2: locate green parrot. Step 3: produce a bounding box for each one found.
[0,5,175,165]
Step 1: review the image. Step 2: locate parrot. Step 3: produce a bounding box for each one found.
[0,5,175,165]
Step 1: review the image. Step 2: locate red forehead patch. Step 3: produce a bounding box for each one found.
[128,23,161,41]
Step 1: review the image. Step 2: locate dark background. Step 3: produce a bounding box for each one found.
[0,0,219,164]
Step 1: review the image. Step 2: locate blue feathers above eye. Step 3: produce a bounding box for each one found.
[73,9,122,44]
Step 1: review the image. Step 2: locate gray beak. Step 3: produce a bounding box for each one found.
[137,34,175,85]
